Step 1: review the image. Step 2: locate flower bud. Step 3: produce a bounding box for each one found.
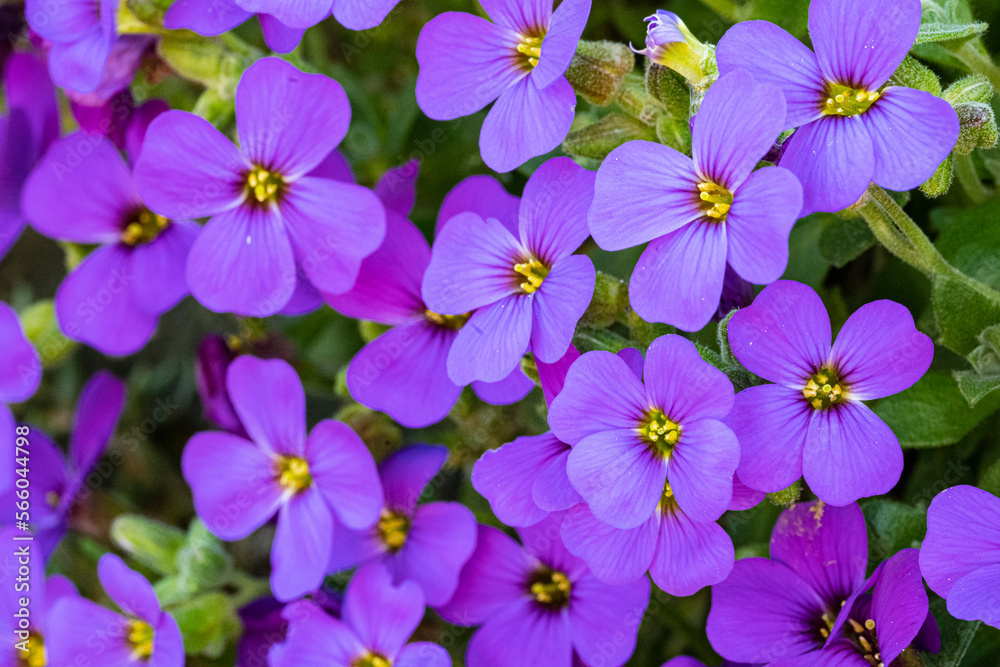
[943,74,994,104]
[645,62,690,118]
[953,102,998,155]
[176,520,234,593]
[634,10,711,84]
[920,154,954,198]
[564,40,635,106]
[171,593,243,658]
[110,514,187,576]
[20,300,77,367]
[579,271,630,328]
[767,480,801,507]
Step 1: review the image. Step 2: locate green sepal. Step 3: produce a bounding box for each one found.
[562,113,657,161]
[157,31,261,98]
[615,72,664,127]
[110,515,186,576]
[920,154,955,198]
[175,520,234,594]
[579,271,630,328]
[118,0,172,33]
[943,73,994,104]
[564,40,635,107]
[953,102,998,155]
[644,63,690,119]
[889,56,942,96]
[169,593,243,658]
[766,481,800,508]
[191,88,236,130]
[655,115,692,155]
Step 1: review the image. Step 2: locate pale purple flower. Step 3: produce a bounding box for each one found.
[716,0,960,214]
[415,0,590,172]
[24,0,117,92]
[589,70,803,331]
[726,280,933,506]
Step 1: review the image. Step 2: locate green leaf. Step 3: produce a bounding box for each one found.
[860,499,926,563]
[572,326,633,353]
[562,113,657,161]
[889,55,942,95]
[954,369,1000,406]
[157,32,259,98]
[979,458,1000,496]
[931,273,1000,355]
[922,597,980,667]
[170,593,242,658]
[818,214,876,268]
[914,21,988,46]
[875,371,1000,448]
[943,74,994,104]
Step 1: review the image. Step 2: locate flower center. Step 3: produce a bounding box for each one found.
[514,257,550,294]
[276,455,312,493]
[697,182,733,221]
[45,491,60,509]
[639,408,681,456]
[528,567,572,609]
[846,617,881,666]
[127,620,154,660]
[20,632,46,667]
[802,367,847,410]
[424,309,470,329]
[352,652,391,667]
[377,509,411,551]
[245,166,285,206]
[516,34,543,69]
[822,83,880,117]
[658,481,678,514]
[121,208,170,247]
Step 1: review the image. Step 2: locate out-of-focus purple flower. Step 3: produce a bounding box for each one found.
[326,170,533,428]
[327,444,477,606]
[236,591,343,667]
[716,0,959,215]
[415,0,590,172]
[438,515,649,666]
[63,35,153,106]
[589,70,802,331]
[48,554,184,667]
[920,484,1000,629]
[270,563,451,667]
[182,356,383,601]
[0,371,126,559]
[24,0,117,92]
[71,91,168,162]
[634,10,710,82]
[0,301,41,406]
[726,280,933,506]
[165,0,314,54]
[23,132,199,356]
[195,335,248,437]
[662,657,759,667]
[0,52,58,260]
[548,334,738,529]
[135,57,385,317]
[422,158,596,385]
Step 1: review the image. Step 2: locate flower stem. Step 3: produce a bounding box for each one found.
[695,0,739,22]
[954,152,993,204]
[955,42,1000,92]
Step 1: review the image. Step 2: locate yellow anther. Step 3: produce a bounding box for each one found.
[122,209,170,246]
[859,636,873,652]
[639,408,681,455]
[697,181,733,221]
[352,652,391,667]
[865,619,876,631]
[424,309,470,329]
[529,568,572,608]
[822,83,880,116]
[127,620,154,660]
[276,455,312,493]
[514,258,550,293]
[803,367,847,410]
[246,166,285,205]
[517,35,543,68]
[848,618,865,634]
[377,509,411,551]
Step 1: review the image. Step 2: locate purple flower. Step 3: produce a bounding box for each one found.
[63,35,153,106]
[634,10,710,82]
[0,301,41,406]
[726,280,933,506]
[422,157,597,385]
[589,70,802,331]
[707,501,938,665]
[326,444,478,607]
[716,0,960,215]
[235,591,342,667]
[71,93,169,163]
[920,484,1000,629]
[1,371,126,558]
[327,170,533,427]
[270,563,451,667]
[48,554,184,666]
[134,57,385,317]
[195,335,249,437]
[549,334,739,529]
[662,658,758,667]
[165,0,315,53]
[24,0,117,92]
[182,356,383,601]
[438,515,649,666]
[415,0,590,172]
[0,51,58,259]
[23,132,199,356]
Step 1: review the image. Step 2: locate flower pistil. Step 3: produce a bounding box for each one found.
[514,257,550,293]
[245,166,285,206]
[377,509,411,551]
[639,408,681,456]
[803,367,847,409]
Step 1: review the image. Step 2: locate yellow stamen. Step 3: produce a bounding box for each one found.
[352,652,391,667]
[517,35,543,69]
[529,568,572,608]
[276,455,312,493]
[697,182,733,221]
[377,509,411,551]
[639,408,681,456]
[127,620,154,660]
[514,258,550,294]
[245,166,285,205]
[802,367,847,410]
[22,632,46,667]
[424,309,470,329]
[822,82,880,116]
[121,209,170,246]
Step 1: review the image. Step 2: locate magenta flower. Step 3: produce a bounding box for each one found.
[235,591,343,667]
[0,51,58,259]
[24,0,116,92]
[326,444,478,607]
[663,658,757,667]
[270,564,451,667]
[920,485,1000,629]
[326,170,533,427]
[549,334,739,529]
[437,516,650,667]
[23,132,199,356]
[716,0,960,215]
[49,554,183,666]
[71,94,168,163]
[0,301,41,406]
[415,0,590,172]
[134,57,385,317]
[422,157,596,385]
[726,280,933,505]
[589,70,802,331]
[182,356,383,601]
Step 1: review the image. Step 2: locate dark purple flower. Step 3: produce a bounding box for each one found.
[135,57,385,317]
[415,0,590,172]
[182,356,383,601]
[662,658,758,667]
[195,335,249,437]
[589,70,802,331]
[422,157,596,385]
[24,0,117,92]
[549,334,739,529]
[920,484,1000,629]
[1,371,126,558]
[327,170,533,427]
[63,35,153,106]
[48,554,184,666]
[235,591,342,667]
[23,132,199,356]
[71,92,168,163]
[716,0,960,215]
[326,444,478,607]
[726,280,933,506]
[438,515,650,666]
[0,301,41,405]
[270,563,451,667]
[0,51,58,259]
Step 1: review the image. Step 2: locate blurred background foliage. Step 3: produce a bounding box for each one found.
[3,0,1000,664]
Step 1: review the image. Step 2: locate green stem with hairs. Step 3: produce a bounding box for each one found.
[954,152,993,204]
[955,42,1000,93]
